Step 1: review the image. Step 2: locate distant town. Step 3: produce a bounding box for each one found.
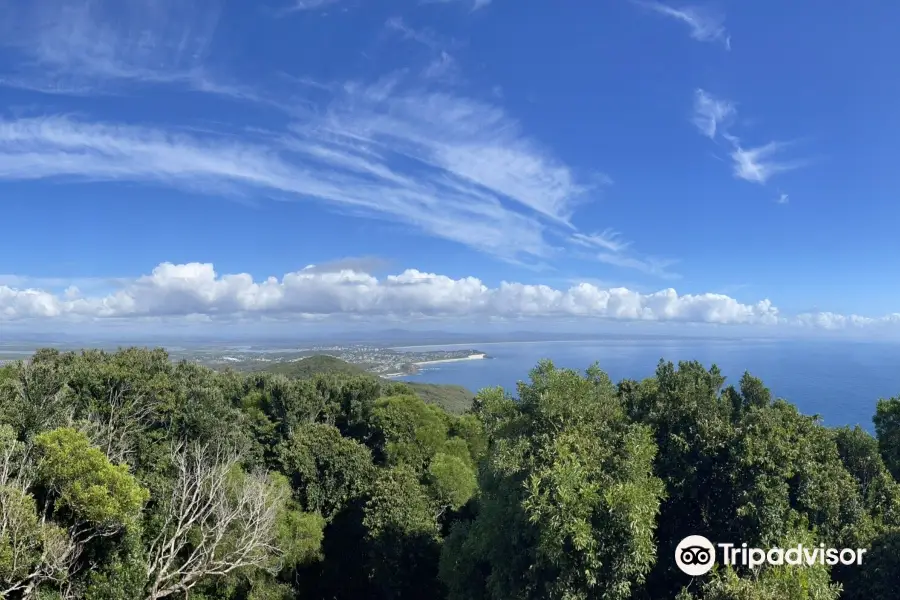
[184,345,488,376]
[0,342,487,377]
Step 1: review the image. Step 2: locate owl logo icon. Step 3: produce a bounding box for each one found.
[675,535,716,576]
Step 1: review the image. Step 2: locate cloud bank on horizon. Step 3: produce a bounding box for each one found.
[0,0,896,335]
[1,262,899,334]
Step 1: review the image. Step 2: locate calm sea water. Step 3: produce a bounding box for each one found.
[396,338,900,431]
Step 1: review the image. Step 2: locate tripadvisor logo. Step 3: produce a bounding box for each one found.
[675,535,867,576]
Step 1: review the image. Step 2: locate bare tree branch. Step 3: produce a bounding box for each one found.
[0,432,80,598]
[80,378,158,464]
[144,442,285,600]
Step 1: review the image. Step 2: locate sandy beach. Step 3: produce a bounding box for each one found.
[381,353,487,378]
[412,353,487,366]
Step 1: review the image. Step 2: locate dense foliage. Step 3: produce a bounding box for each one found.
[0,348,898,599]
[255,357,475,414]
[254,355,370,379]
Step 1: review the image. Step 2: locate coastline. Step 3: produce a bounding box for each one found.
[381,353,487,378]
[412,353,487,366]
[389,341,577,350]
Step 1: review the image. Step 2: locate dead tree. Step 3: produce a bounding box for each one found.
[144,442,285,599]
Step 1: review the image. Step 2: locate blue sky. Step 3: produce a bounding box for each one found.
[1,0,899,336]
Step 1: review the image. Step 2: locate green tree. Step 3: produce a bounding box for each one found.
[621,361,736,596]
[64,347,171,466]
[439,521,490,600]
[840,527,900,600]
[627,362,874,597]
[0,426,73,597]
[276,422,375,521]
[82,529,148,600]
[874,397,900,481]
[833,425,900,529]
[363,466,442,600]
[5,345,900,599]
[730,401,872,552]
[0,426,148,597]
[35,427,149,529]
[443,362,664,600]
[448,413,488,464]
[425,452,477,515]
[0,360,73,440]
[676,529,842,600]
[680,564,841,600]
[370,395,449,471]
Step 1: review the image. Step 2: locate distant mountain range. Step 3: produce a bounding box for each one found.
[0,328,779,350]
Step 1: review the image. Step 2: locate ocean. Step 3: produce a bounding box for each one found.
[395,338,900,431]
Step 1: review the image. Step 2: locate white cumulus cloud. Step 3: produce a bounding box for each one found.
[0,261,894,332]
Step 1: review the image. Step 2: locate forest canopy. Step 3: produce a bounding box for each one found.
[0,347,898,599]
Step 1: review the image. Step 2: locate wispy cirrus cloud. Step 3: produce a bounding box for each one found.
[595,253,680,280]
[286,0,340,11]
[421,0,493,11]
[726,138,807,185]
[571,230,679,279]
[0,74,591,264]
[571,230,631,253]
[385,17,446,51]
[692,89,734,139]
[384,17,463,83]
[423,51,461,82]
[0,0,646,276]
[691,89,807,188]
[0,0,252,98]
[633,1,730,49]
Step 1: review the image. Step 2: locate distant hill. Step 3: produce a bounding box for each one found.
[257,355,475,414]
[257,354,369,378]
[404,382,475,415]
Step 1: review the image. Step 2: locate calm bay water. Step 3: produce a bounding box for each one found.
[396,338,900,431]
